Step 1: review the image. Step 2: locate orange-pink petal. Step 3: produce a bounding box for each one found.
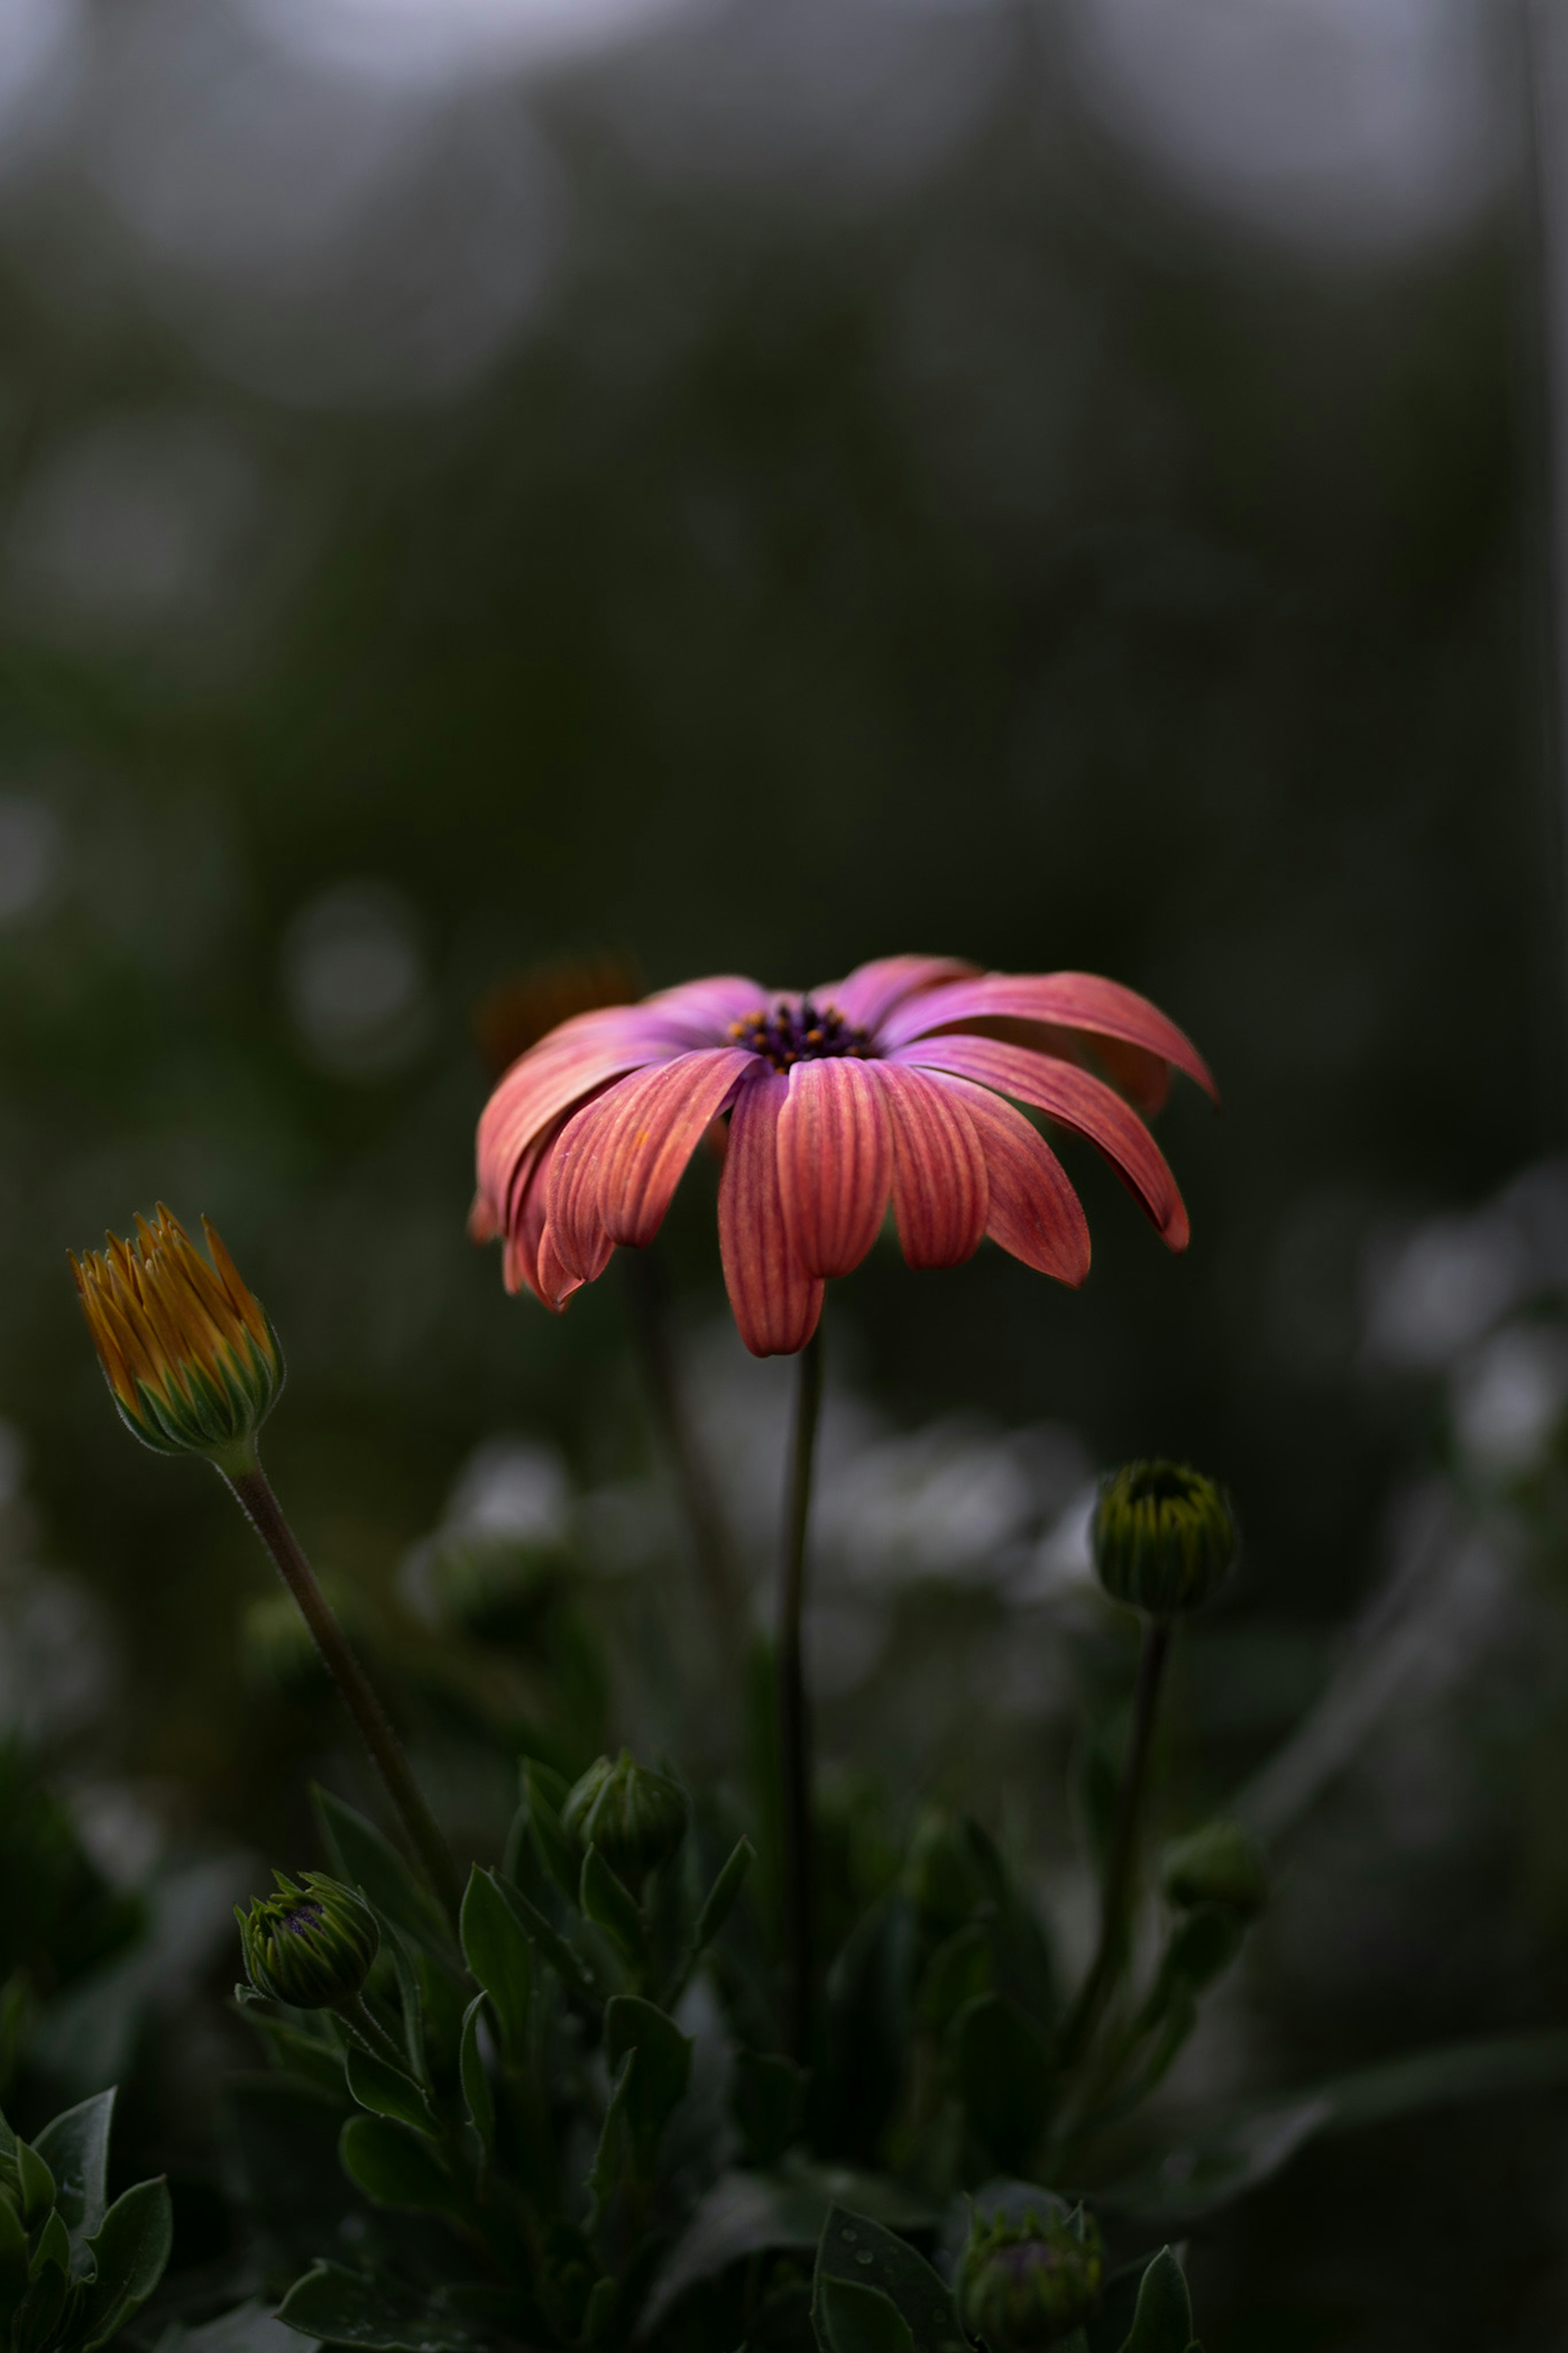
[878,971,1217,1104]
[873,1064,989,1269]
[899,1034,1189,1250]
[817,954,979,1033]
[562,1047,756,1263]
[777,1058,893,1280]
[931,1074,1090,1284]
[718,1068,824,1357]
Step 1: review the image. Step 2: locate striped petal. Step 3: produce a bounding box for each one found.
[873,1064,989,1269]
[546,1048,753,1277]
[818,954,979,1033]
[878,971,1216,1104]
[898,1034,1189,1250]
[500,1133,585,1311]
[778,1057,893,1279]
[718,1068,824,1356]
[931,1074,1089,1284]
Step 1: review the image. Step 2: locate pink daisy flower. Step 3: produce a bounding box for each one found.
[472,954,1216,1358]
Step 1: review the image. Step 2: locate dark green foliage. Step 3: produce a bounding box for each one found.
[0,2089,171,2353]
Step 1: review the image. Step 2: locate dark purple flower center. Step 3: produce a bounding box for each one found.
[729,999,873,1073]
[282,1900,325,1937]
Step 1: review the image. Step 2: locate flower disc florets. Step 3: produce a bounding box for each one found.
[726,999,872,1072]
[1092,1459,1237,1618]
[237,1871,378,2010]
[959,2205,1105,2351]
[71,1205,283,1473]
[561,1750,689,1892]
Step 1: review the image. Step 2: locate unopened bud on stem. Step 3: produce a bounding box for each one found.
[237,1871,379,2010]
[1092,1460,1237,1618]
[561,1751,689,1894]
[959,2203,1105,2351]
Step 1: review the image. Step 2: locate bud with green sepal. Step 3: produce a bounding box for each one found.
[238,1871,379,2011]
[561,1751,689,1896]
[1092,1462,1237,1619]
[1160,1819,1268,1920]
[958,2199,1104,2351]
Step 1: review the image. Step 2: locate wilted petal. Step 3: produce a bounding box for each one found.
[874,1064,989,1269]
[878,971,1217,1104]
[931,1075,1090,1284]
[778,1058,893,1278]
[819,954,978,1034]
[718,1068,824,1356]
[900,1034,1189,1250]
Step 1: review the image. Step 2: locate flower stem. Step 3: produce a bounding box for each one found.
[337,1992,411,2074]
[1059,1615,1172,2068]
[225,1461,461,1923]
[777,1321,825,2064]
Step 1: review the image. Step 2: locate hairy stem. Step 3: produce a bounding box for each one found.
[337,1992,410,2074]
[1060,1615,1172,2068]
[778,1322,826,2064]
[226,1462,461,1921]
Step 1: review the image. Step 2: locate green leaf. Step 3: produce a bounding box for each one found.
[817,2279,915,2353]
[813,2206,965,2353]
[15,2141,53,2227]
[581,1846,647,1970]
[1100,2032,1568,2225]
[147,2295,300,2353]
[240,2009,349,2098]
[459,1868,534,2063]
[525,1761,584,1907]
[460,1996,494,2158]
[584,2276,619,2344]
[76,2177,174,2353]
[381,1926,429,2083]
[587,2050,635,2221]
[916,1926,991,2034]
[604,1995,692,2175]
[732,2051,807,2167]
[311,1787,452,1957]
[276,2265,492,2352]
[953,1995,1051,2175]
[695,1838,755,1949]
[1115,2250,1192,2353]
[344,2048,438,2137]
[34,2090,114,2276]
[495,1877,596,2001]
[337,2114,463,2219]
[642,2166,934,2338]
[0,2194,28,2317]
[27,2210,70,2284]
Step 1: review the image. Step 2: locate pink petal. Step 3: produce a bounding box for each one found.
[878,972,1217,1104]
[777,1058,893,1279]
[898,1034,1189,1250]
[931,1075,1090,1284]
[538,1100,618,1290]
[718,1068,824,1356]
[499,1133,584,1310]
[638,974,770,1037]
[872,1064,989,1269]
[817,954,980,1034]
[578,1046,756,1251]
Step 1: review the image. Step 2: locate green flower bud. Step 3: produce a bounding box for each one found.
[1092,1461,1237,1617]
[903,1808,986,1938]
[561,1751,689,1893]
[429,1532,567,1645]
[1161,1819,1268,1920]
[237,1871,378,2010]
[959,2204,1105,2352]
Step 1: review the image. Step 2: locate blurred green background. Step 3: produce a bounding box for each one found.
[2,0,1568,2339]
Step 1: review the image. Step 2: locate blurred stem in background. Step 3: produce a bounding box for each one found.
[228,1463,462,1920]
[778,1320,825,2064]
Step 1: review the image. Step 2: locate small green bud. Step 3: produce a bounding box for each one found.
[1092,1461,1237,1617]
[237,1871,379,2010]
[1161,1819,1268,1919]
[959,2204,1104,2351]
[903,1808,986,1938]
[561,1751,688,1893]
[429,1532,566,1645]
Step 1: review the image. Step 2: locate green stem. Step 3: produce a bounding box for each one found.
[778,1321,826,2064]
[337,1992,410,2074]
[1059,1615,1172,2068]
[225,1461,461,1922]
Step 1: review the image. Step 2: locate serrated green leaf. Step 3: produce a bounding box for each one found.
[604,1996,692,2176]
[344,2048,437,2137]
[310,1786,452,1957]
[460,1996,494,2159]
[953,1994,1051,2175]
[460,1868,533,2063]
[276,2265,491,2352]
[813,2205,964,2353]
[34,2091,114,2277]
[817,2279,915,2353]
[1116,2250,1192,2353]
[695,1838,754,1949]
[581,1846,647,1969]
[338,2114,463,2219]
[77,2177,173,2353]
